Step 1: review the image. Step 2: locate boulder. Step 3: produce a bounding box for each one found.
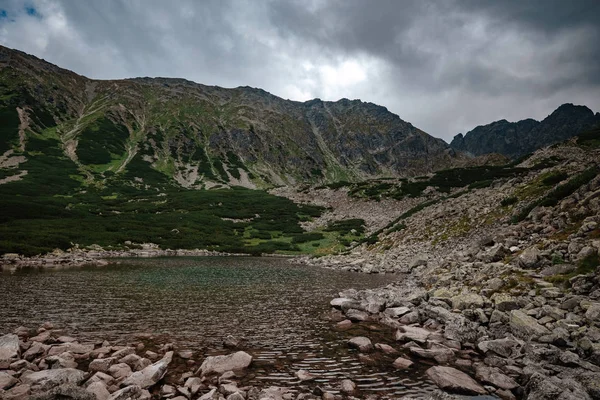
[409,344,455,364]
[451,293,484,310]
[392,357,414,369]
[426,366,487,395]
[0,371,18,390]
[199,351,252,376]
[347,337,373,352]
[108,363,133,381]
[477,337,521,358]
[23,342,46,361]
[475,365,519,390]
[345,309,369,322]
[519,246,541,268]
[29,384,96,400]
[121,351,173,389]
[384,307,411,318]
[107,385,142,400]
[491,293,519,312]
[2,383,31,400]
[86,381,111,400]
[47,343,93,356]
[585,303,600,322]
[257,386,288,400]
[0,334,20,369]
[509,310,551,339]
[21,368,85,392]
[395,326,431,344]
[89,357,116,373]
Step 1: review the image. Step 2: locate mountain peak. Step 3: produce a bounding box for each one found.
[449,104,599,158]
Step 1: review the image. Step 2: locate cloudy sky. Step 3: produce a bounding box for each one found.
[0,0,599,142]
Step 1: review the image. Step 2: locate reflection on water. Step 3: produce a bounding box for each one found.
[0,257,436,397]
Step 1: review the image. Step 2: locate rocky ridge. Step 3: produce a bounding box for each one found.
[0,44,461,189]
[450,104,600,159]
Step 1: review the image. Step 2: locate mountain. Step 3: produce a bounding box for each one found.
[0,45,458,190]
[450,104,600,159]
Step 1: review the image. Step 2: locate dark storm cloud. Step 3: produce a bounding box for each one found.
[0,0,598,140]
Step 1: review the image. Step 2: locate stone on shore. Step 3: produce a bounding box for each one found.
[295,369,315,382]
[0,334,20,369]
[0,371,18,390]
[475,365,519,390]
[340,379,356,394]
[121,351,173,389]
[375,343,398,355]
[86,381,111,400]
[107,385,143,400]
[347,337,373,352]
[30,383,96,400]
[425,366,487,395]
[199,351,252,376]
[392,357,414,369]
[21,368,85,392]
[395,326,431,344]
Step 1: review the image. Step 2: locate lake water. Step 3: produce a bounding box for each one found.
[0,257,437,398]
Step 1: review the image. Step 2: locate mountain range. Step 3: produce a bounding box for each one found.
[450,104,600,159]
[1,44,599,257]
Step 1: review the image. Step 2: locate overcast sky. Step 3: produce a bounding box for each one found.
[0,0,599,142]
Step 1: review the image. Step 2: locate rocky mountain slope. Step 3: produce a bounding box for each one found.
[450,104,600,159]
[0,44,461,190]
[290,130,600,399]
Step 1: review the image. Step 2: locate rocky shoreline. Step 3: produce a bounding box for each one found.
[295,153,600,399]
[0,249,253,270]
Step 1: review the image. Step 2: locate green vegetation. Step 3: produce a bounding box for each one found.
[0,133,326,256]
[545,253,599,286]
[0,106,20,154]
[324,163,541,202]
[542,171,568,186]
[513,167,599,223]
[77,118,130,165]
[501,196,518,207]
[324,219,366,236]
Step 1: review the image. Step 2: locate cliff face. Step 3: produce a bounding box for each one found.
[0,45,457,189]
[450,104,600,159]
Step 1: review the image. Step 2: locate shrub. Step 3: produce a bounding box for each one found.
[542,171,568,186]
[501,196,518,207]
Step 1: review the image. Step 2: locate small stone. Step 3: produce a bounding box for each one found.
[392,357,414,369]
[340,379,356,394]
[374,343,398,355]
[296,369,315,382]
